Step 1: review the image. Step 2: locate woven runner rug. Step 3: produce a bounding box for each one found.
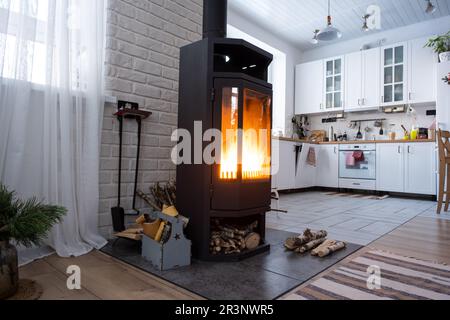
[284,250,450,300]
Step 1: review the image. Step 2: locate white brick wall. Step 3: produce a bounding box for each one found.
[100,0,203,238]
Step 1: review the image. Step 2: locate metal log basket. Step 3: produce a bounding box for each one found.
[141,211,191,271]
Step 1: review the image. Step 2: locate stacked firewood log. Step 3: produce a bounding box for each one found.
[137,181,177,212]
[210,220,261,255]
[284,229,346,258]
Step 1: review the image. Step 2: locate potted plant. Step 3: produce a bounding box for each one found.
[425,31,450,62]
[0,184,66,299]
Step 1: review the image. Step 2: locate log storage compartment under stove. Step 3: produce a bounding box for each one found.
[176,0,273,261]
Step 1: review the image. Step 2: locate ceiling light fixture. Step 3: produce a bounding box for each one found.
[362,14,371,32]
[317,0,342,41]
[311,30,320,44]
[425,0,436,14]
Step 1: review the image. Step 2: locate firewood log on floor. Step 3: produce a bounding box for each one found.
[311,240,346,257]
[284,229,328,251]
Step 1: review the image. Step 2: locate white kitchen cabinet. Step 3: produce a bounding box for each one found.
[316,145,339,188]
[275,140,297,191]
[377,143,404,192]
[345,51,363,111]
[381,43,408,106]
[271,139,280,190]
[362,48,381,108]
[324,56,344,111]
[345,48,380,111]
[377,142,436,195]
[295,61,324,115]
[408,37,437,104]
[296,143,317,188]
[404,143,437,195]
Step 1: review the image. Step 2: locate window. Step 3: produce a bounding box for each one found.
[0,0,87,88]
[227,25,287,136]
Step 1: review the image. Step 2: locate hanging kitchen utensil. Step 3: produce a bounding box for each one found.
[357,122,363,140]
[379,121,384,135]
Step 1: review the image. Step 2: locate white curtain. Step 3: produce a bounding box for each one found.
[0,0,107,264]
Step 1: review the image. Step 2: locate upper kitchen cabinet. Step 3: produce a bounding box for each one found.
[295,60,324,115]
[345,48,380,112]
[408,37,437,105]
[345,51,363,111]
[381,43,408,107]
[324,56,344,111]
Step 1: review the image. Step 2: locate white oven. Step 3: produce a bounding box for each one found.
[339,144,376,190]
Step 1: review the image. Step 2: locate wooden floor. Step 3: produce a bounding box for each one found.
[19,214,450,300]
[19,250,201,300]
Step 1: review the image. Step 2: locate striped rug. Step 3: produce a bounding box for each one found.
[284,250,450,300]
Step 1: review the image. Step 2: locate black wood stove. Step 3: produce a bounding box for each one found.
[176,0,273,261]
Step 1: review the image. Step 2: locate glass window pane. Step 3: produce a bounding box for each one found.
[334,92,341,108]
[326,77,333,93]
[326,93,333,109]
[395,46,404,64]
[394,84,403,102]
[220,87,239,180]
[242,88,271,180]
[326,60,333,76]
[334,59,341,74]
[334,75,341,92]
[394,65,403,83]
[384,48,393,66]
[384,85,393,103]
[384,67,393,84]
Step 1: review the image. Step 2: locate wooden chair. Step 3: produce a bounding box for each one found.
[437,129,450,214]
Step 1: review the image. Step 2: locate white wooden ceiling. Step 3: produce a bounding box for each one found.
[228,0,450,51]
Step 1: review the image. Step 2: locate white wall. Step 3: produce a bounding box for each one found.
[301,16,450,63]
[228,8,303,136]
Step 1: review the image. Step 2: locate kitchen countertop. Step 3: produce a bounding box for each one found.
[273,136,436,145]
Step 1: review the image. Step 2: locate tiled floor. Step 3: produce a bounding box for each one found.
[268,191,437,246]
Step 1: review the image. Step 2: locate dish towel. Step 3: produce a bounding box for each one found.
[306,147,316,167]
[353,151,365,163]
[346,152,355,166]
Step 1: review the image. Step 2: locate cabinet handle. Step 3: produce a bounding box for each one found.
[358,99,361,106]
[407,146,411,154]
[381,96,384,103]
[320,103,323,110]
[352,183,361,186]
[334,147,337,154]
[362,98,366,105]
[409,92,412,101]
[398,146,401,154]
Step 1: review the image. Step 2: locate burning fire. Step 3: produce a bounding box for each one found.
[219,88,271,181]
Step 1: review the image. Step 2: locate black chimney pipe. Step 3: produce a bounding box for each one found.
[203,0,228,39]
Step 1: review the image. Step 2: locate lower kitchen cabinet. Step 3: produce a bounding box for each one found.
[376,144,404,192]
[377,142,436,195]
[273,140,297,190]
[316,145,339,188]
[404,143,437,195]
[296,143,317,188]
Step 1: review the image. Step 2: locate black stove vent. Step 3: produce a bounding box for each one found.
[203,0,228,39]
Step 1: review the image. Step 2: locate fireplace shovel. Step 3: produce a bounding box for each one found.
[111,102,152,233]
[111,115,126,233]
